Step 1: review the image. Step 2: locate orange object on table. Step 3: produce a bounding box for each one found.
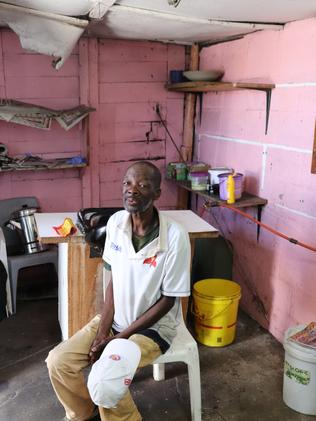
[53,217,77,237]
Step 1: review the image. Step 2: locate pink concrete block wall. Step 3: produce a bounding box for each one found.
[197,18,316,342]
[0,31,185,212]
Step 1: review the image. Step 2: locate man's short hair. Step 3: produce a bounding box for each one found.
[127,161,161,189]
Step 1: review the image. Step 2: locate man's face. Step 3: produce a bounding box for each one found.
[122,164,161,214]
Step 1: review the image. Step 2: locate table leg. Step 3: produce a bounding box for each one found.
[67,240,102,337]
[181,238,195,322]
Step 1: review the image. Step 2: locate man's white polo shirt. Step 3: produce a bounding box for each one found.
[102,210,191,345]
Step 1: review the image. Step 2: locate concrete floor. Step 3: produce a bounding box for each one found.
[0,273,314,420]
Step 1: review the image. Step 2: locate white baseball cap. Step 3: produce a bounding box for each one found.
[87,338,141,408]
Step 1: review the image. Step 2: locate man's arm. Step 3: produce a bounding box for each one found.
[89,277,114,363]
[89,291,175,362]
[115,295,175,339]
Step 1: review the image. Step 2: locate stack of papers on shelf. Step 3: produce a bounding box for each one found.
[0,99,95,130]
[289,322,316,349]
[0,155,87,171]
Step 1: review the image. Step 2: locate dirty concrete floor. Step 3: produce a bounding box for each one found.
[0,272,314,421]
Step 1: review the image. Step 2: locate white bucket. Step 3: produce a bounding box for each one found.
[208,167,233,186]
[283,325,316,415]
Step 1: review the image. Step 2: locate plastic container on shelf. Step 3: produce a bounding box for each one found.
[169,70,185,83]
[219,173,244,200]
[226,174,235,204]
[208,167,233,186]
[166,162,177,179]
[174,163,187,181]
[190,172,209,191]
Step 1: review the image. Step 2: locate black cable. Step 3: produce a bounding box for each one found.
[155,104,186,163]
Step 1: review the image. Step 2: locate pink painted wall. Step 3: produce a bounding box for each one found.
[96,39,185,209]
[196,18,316,342]
[0,31,83,211]
[0,30,185,211]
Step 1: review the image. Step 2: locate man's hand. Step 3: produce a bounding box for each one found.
[89,336,114,364]
[89,278,115,364]
[110,296,175,342]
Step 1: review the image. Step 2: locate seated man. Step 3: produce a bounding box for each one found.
[46,161,191,421]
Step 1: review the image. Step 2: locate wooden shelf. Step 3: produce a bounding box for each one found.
[166,81,274,135]
[166,81,275,93]
[170,179,267,208]
[0,163,87,172]
[170,179,267,240]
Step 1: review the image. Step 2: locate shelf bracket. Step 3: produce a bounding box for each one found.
[257,205,263,242]
[248,87,272,135]
[264,88,272,135]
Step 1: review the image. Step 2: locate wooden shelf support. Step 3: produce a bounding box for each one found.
[168,179,268,240]
[166,81,275,135]
[166,81,275,92]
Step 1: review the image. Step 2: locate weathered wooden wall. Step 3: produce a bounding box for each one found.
[0,30,185,211]
[0,31,83,211]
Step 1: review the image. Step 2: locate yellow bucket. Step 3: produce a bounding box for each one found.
[193,278,241,347]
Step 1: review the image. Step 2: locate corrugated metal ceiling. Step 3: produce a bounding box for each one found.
[0,0,315,67]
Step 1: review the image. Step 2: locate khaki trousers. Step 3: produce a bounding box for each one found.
[46,315,162,421]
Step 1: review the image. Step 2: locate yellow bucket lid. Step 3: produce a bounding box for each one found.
[193,278,241,300]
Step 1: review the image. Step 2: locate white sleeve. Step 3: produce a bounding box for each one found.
[102,215,114,266]
[161,225,191,297]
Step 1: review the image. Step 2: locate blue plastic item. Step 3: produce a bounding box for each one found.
[66,156,87,165]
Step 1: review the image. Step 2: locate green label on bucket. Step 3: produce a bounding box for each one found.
[284,360,310,385]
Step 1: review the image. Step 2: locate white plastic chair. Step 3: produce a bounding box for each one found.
[152,316,202,421]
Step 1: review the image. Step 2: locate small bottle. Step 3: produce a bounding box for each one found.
[227,174,235,204]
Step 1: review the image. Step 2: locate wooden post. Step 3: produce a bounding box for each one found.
[79,38,100,208]
[177,44,199,209]
[182,44,199,160]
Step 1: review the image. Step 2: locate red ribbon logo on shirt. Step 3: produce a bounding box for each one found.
[143,255,157,267]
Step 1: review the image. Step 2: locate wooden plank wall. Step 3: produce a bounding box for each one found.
[0,31,185,211]
[0,30,83,212]
[97,40,185,209]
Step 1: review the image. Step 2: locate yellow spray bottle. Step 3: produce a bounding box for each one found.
[227,174,235,204]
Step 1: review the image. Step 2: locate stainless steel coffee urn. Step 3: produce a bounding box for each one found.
[9,206,47,254]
